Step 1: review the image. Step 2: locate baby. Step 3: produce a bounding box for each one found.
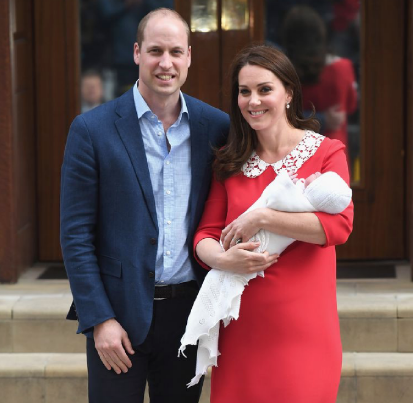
[179,170,352,386]
[249,170,352,255]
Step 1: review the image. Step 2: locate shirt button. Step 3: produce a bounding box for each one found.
[157,132,162,136]
[149,271,155,278]
[167,220,171,225]
[166,190,171,195]
[166,161,170,165]
[166,251,171,256]
[150,238,157,245]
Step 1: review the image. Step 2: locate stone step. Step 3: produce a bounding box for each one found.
[0,292,85,353]
[1,280,413,353]
[337,282,413,352]
[338,352,413,403]
[1,352,413,403]
[0,353,205,403]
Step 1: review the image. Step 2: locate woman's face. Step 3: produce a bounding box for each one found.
[237,64,291,134]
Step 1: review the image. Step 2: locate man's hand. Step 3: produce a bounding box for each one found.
[94,318,135,374]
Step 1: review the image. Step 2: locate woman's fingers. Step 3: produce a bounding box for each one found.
[229,235,243,249]
[226,245,279,273]
[239,241,260,251]
[220,226,232,250]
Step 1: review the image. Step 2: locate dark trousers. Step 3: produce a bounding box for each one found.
[87,296,203,403]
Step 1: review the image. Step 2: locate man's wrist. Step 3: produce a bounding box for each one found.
[95,317,116,329]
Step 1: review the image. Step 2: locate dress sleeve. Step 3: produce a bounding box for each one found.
[314,139,354,247]
[193,175,228,269]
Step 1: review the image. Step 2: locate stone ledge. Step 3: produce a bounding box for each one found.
[337,294,413,319]
[12,295,72,320]
[0,320,85,353]
[398,296,413,318]
[2,352,413,379]
[0,354,86,378]
[338,295,397,318]
[2,353,413,403]
[2,281,413,322]
[0,297,20,320]
[337,281,413,296]
[342,352,413,377]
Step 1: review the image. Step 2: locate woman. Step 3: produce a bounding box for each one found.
[193,45,353,402]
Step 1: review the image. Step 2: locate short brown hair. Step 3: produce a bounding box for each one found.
[136,8,190,48]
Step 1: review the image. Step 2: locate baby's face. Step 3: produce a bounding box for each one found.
[305,172,322,188]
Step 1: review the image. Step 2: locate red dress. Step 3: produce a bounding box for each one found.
[194,132,353,403]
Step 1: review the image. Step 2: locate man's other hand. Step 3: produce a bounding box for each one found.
[94,318,135,374]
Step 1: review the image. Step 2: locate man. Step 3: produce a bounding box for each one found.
[80,70,104,113]
[60,8,229,403]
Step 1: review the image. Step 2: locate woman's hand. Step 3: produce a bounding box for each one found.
[196,237,279,275]
[221,209,265,251]
[216,241,279,274]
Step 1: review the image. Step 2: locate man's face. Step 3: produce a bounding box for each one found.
[133,15,191,102]
[81,76,103,105]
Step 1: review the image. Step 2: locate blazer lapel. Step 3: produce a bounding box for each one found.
[186,96,210,229]
[115,90,158,228]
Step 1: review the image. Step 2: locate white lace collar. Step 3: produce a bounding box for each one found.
[242,131,325,178]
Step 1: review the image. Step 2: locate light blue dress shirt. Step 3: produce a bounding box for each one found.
[133,82,195,285]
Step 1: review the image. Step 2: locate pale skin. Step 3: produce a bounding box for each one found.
[196,64,326,272]
[94,12,192,374]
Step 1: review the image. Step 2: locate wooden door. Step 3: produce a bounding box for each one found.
[34,0,410,262]
[34,0,80,260]
[336,0,406,259]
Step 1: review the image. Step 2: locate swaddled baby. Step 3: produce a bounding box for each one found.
[179,170,352,387]
[251,170,352,255]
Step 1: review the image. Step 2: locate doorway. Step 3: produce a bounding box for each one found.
[34,0,409,263]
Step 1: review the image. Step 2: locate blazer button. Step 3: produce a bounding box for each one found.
[149,271,155,278]
[150,238,157,245]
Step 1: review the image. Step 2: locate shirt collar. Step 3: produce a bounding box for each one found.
[133,80,189,123]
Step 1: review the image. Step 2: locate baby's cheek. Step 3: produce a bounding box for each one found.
[305,174,316,187]
[305,172,322,187]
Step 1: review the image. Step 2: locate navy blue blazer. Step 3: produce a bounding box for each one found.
[60,89,229,346]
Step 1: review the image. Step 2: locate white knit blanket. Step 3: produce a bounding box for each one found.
[179,171,351,386]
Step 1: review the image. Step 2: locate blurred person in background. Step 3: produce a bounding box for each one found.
[81,70,105,113]
[282,5,358,163]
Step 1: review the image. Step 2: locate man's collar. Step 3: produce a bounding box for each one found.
[133,80,189,121]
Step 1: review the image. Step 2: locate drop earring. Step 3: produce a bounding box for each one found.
[286,103,290,109]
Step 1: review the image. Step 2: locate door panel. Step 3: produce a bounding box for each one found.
[337,0,405,259]
[34,0,409,262]
[34,0,80,260]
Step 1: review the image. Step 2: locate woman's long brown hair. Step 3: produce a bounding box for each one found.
[213,44,320,181]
